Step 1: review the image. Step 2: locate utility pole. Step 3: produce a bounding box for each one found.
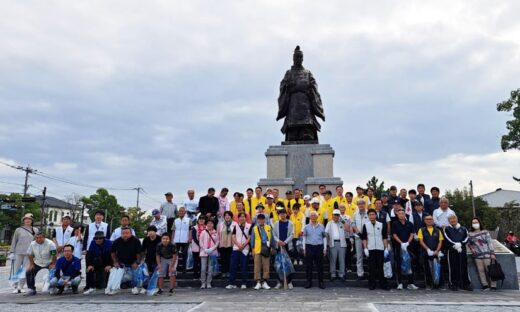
[4,164,38,216]
[134,186,143,209]
[41,187,47,232]
[469,180,476,217]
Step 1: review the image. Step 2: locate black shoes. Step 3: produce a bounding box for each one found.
[318,282,325,289]
[304,282,312,289]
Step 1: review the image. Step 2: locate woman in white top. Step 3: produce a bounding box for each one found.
[67,225,84,259]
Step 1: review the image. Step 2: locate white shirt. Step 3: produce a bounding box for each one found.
[330,222,340,240]
[183,198,198,213]
[110,227,136,241]
[150,215,168,236]
[28,239,56,267]
[351,211,370,236]
[433,208,456,228]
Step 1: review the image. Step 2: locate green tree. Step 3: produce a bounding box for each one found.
[126,206,153,237]
[444,188,500,230]
[80,188,124,230]
[497,88,520,181]
[366,176,385,198]
[0,193,41,233]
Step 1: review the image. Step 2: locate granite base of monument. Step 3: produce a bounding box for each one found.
[258,143,343,195]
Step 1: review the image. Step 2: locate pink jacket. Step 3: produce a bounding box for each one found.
[232,222,252,252]
[199,229,220,257]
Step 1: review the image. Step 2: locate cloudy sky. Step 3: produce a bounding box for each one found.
[1,1,519,209]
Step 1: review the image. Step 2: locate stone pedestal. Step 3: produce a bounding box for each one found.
[258,144,343,195]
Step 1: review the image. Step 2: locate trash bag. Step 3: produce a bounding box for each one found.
[296,237,304,256]
[134,263,148,287]
[274,248,295,281]
[432,258,441,286]
[209,255,219,275]
[383,252,393,279]
[400,248,412,275]
[146,270,159,296]
[9,264,25,286]
[106,267,125,293]
[186,246,194,270]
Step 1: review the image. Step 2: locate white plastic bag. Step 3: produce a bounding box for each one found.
[105,267,125,293]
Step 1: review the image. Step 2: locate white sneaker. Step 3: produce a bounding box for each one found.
[274,282,281,289]
[12,289,21,294]
[131,287,139,295]
[200,283,206,289]
[139,288,147,294]
[288,282,293,290]
[254,282,262,290]
[225,285,237,289]
[407,284,419,290]
[293,260,298,265]
[241,284,247,289]
[397,283,403,290]
[206,284,212,289]
[83,288,96,295]
[262,282,270,290]
[299,260,304,265]
[104,288,111,295]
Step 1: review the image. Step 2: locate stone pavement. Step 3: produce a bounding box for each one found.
[1,259,519,311]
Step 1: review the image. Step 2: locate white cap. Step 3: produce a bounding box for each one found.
[303,195,311,200]
[333,209,341,215]
[310,198,320,204]
[266,194,274,199]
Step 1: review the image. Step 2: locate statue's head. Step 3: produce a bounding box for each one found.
[293,45,303,67]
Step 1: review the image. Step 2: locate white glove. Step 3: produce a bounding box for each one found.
[8,253,15,261]
[413,234,419,241]
[384,249,389,257]
[455,246,462,253]
[363,248,369,257]
[401,242,409,249]
[454,242,461,250]
[427,249,434,256]
[438,251,444,258]
[204,248,211,254]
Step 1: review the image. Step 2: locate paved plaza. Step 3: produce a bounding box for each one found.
[1,260,519,311]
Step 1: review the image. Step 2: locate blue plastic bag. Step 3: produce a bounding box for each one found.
[134,263,148,287]
[400,248,412,275]
[383,251,393,279]
[433,258,441,286]
[274,248,295,280]
[296,237,304,256]
[186,246,194,270]
[9,265,25,286]
[146,270,159,296]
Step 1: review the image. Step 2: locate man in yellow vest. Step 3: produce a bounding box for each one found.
[333,186,347,211]
[321,190,335,219]
[244,188,255,217]
[290,189,304,214]
[264,194,276,215]
[251,214,272,290]
[283,190,294,212]
[366,187,376,209]
[344,192,357,218]
[252,187,266,214]
[353,186,369,208]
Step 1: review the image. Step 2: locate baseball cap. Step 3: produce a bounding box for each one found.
[152,209,160,216]
[333,209,341,215]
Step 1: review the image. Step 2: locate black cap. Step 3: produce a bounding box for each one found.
[94,231,105,238]
[256,203,265,209]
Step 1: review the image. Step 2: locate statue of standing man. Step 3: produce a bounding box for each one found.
[277,46,325,144]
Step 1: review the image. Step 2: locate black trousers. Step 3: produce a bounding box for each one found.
[392,244,414,285]
[218,247,233,274]
[345,239,353,271]
[26,264,47,291]
[167,218,175,234]
[423,255,443,288]
[447,248,471,288]
[305,244,324,283]
[86,266,108,289]
[291,239,302,261]
[410,240,423,274]
[368,250,387,289]
[176,243,189,272]
[192,251,201,278]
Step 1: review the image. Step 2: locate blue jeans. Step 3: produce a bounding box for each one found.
[229,250,248,286]
[121,266,146,288]
[49,276,81,290]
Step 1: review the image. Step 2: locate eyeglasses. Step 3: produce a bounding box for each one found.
[94,237,104,240]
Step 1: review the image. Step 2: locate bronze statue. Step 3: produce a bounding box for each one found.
[277,46,325,144]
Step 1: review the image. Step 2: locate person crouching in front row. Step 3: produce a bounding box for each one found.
[361,209,390,290]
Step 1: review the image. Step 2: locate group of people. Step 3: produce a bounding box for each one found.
[8,184,501,296]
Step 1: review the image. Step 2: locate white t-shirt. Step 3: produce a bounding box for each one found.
[27,239,57,267]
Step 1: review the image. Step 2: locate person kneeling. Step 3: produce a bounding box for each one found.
[110,227,144,295]
[49,244,82,295]
[156,233,178,295]
[84,231,112,295]
[361,209,390,290]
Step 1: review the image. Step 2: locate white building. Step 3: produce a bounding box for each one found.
[479,188,520,208]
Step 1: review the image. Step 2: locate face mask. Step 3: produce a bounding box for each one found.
[472,223,480,230]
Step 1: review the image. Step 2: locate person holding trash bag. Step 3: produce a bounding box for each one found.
[467,217,497,291]
[391,208,419,290]
[156,233,178,295]
[361,209,390,291]
[110,227,144,295]
[418,215,444,289]
[48,244,81,295]
[84,231,113,295]
[443,214,473,291]
[272,209,294,289]
[9,213,38,294]
[25,231,57,296]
